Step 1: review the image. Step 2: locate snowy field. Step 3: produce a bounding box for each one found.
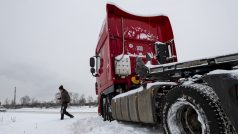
[0,106,163,134]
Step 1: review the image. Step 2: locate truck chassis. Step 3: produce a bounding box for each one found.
[104,53,238,133]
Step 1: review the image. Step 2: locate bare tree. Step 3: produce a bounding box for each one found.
[87,96,93,103]
[31,98,40,106]
[79,94,86,106]
[54,92,61,104]
[72,93,79,105]
[94,97,98,104]
[20,95,31,105]
[87,96,94,107]
[5,98,10,106]
[11,100,15,106]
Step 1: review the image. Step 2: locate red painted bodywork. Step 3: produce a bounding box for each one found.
[95,4,177,112]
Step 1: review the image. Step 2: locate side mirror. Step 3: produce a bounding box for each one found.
[90,67,95,74]
[90,67,99,77]
[90,57,95,67]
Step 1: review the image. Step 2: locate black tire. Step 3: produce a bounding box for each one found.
[102,97,107,121]
[162,84,234,134]
[106,97,113,121]
[102,96,112,121]
[105,97,109,120]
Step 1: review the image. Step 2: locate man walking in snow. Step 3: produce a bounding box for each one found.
[58,85,74,120]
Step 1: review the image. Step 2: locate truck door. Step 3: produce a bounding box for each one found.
[96,39,110,91]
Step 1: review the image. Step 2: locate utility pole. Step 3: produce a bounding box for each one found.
[13,87,16,108]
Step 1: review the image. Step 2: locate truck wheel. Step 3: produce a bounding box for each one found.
[102,97,107,121]
[105,97,109,121]
[162,84,232,134]
[102,97,111,121]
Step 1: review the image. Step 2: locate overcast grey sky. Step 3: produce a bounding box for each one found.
[0,0,238,104]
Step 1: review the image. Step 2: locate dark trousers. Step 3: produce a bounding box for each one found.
[61,103,73,120]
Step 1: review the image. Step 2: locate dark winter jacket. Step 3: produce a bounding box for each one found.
[59,89,70,105]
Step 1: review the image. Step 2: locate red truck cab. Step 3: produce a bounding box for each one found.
[90,4,177,115]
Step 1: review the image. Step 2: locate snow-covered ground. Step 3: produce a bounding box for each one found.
[0,106,163,134]
[7,106,97,113]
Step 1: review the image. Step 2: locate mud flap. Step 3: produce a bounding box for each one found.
[137,88,156,123]
[203,74,238,131]
[111,99,117,120]
[128,93,140,122]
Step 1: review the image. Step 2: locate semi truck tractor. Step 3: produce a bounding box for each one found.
[90,4,238,134]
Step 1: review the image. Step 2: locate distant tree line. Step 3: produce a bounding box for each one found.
[2,92,97,109]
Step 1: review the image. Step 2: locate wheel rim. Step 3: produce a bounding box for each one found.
[166,98,209,134]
